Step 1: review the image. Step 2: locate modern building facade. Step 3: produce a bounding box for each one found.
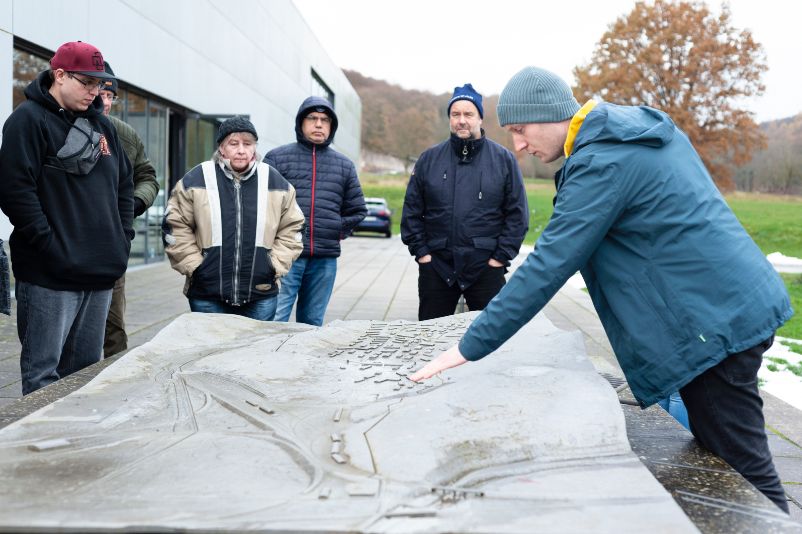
[0,0,361,265]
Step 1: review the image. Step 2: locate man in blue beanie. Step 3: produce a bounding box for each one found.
[401,83,528,320]
[410,67,792,513]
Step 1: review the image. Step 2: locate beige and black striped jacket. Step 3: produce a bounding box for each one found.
[163,154,304,304]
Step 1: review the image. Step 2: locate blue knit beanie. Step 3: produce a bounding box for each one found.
[497,67,580,126]
[447,83,483,118]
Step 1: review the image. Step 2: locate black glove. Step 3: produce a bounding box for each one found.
[134,197,147,217]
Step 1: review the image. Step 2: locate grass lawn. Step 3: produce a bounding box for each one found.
[726,193,802,259]
[360,174,802,342]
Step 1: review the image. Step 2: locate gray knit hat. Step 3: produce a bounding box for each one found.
[497,67,581,126]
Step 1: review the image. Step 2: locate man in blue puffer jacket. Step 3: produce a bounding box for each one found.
[264,97,366,326]
[411,67,793,513]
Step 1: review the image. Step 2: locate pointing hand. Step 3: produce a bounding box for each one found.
[409,344,467,382]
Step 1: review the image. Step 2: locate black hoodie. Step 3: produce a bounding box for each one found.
[0,70,134,291]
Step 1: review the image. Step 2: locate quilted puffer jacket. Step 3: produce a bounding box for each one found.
[264,96,366,258]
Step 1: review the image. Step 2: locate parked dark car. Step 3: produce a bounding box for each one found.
[354,197,392,238]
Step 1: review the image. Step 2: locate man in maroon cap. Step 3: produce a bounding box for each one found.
[0,41,134,395]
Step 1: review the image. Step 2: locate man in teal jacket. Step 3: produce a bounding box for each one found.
[411,66,793,512]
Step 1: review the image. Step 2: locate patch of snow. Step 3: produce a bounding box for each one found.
[767,252,802,273]
[760,336,802,410]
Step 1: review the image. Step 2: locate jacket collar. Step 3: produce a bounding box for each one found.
[450,129,485,163]
[564,100,598,158]
[213,151,260,182]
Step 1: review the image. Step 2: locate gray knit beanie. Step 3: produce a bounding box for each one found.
[497,67,581,126]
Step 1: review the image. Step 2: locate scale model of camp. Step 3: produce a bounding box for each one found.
[0,312,696,532]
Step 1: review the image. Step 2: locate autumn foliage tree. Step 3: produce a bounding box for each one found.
[573,0,766,190]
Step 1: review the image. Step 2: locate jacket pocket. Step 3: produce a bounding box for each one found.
[611,274,686,355]
[472,237,498,251]
[250,247,278,297]
[188,248,220,298]
[720,347,764,386]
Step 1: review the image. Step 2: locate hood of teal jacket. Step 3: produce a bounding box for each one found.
[571,103,676,155]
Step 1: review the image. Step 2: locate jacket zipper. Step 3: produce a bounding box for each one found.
[233,180,243,304]
[310,146,317,256]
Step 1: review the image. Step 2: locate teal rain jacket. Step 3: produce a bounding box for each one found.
[459,102,793,406]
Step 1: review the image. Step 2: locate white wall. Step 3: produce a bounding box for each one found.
[0,0,361,239]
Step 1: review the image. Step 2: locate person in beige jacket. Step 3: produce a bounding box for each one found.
[163,116,304,320]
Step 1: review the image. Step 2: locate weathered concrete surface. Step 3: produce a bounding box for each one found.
[0,312,696,533]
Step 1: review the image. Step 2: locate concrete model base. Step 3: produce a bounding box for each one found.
[0,312,696,532]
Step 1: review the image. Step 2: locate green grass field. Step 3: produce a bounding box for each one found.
[361,173,802,341]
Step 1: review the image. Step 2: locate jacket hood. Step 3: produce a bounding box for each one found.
[24,70,104,120]
[295,96,338,148]
[571,102,675,155]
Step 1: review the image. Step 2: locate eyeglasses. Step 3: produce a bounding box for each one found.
[100,92,119,104]
[304,114,331,124]
[67,72,106,91]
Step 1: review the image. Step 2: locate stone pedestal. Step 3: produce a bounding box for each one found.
[0,312,696,532]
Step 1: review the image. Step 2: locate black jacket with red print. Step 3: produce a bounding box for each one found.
[0,70,134,290]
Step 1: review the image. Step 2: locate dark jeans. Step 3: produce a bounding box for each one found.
[680,335,789,513]
[275,257,337,326]
[16,281,112,395]
[188,296,278,321]
[0,238,9,316]
[418,262,505,321]
[103,274,127,358]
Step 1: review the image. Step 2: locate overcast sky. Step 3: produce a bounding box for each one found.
[293,0,801,123]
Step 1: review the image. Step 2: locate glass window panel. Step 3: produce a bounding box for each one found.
[183,116,216,172]
[199,120,217,162]
[125,92,148,142]
[311,68,335,107]
[185,116,199,174]
[144,103,168,261]
[13,49,49,109]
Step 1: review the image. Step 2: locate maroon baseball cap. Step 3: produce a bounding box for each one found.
[49,41,114,80]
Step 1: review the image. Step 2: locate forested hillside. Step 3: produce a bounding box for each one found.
[735,113,802,194]
[345,70,561,179]
[346,69,800,191]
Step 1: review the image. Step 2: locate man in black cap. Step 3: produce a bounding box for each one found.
[99,61,160,357]
[401,83,529,320]
[0,41,133,394]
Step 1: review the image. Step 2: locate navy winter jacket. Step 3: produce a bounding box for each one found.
[264,97,366,258]
[401,133,529,290]
[459,102,793,406]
